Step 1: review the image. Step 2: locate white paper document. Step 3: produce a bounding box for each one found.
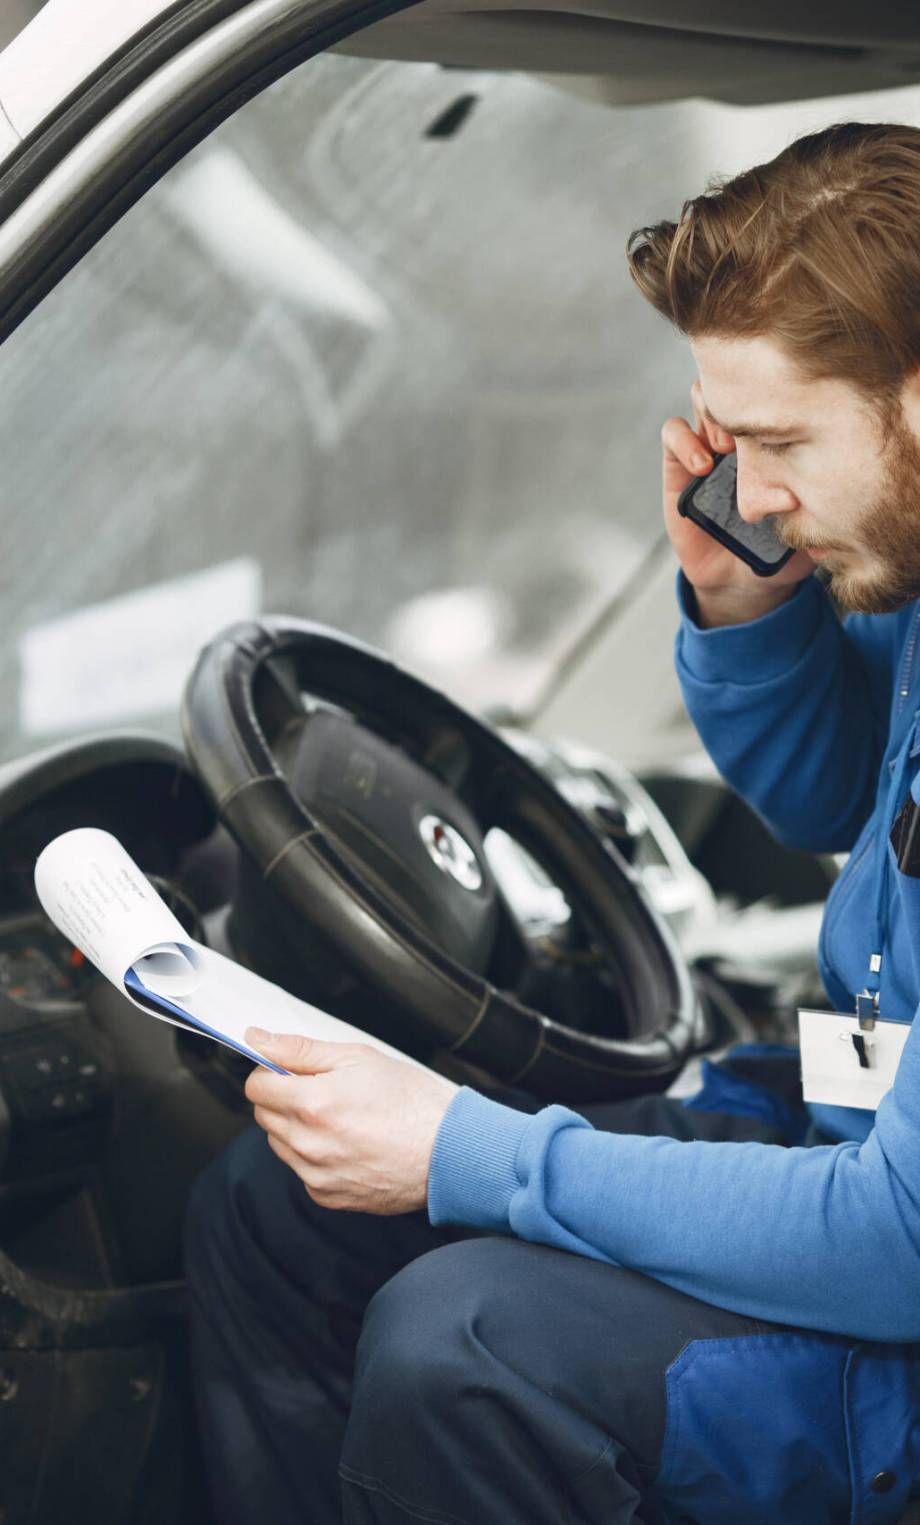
[34,828,414,1075]
[798,1007,911,1111]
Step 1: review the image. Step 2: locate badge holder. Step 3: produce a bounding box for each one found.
[799,751,919,1112]
[798,986,909,1112]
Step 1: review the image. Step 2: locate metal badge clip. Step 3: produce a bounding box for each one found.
[855,989,879,1031]
[853,988,880,1069]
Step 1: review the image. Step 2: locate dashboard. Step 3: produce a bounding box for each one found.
[0,918,83,1007]
[0,734,224,1185]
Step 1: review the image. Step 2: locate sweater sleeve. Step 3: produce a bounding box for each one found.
[428,1015,920,1342]
[675,571,892,854]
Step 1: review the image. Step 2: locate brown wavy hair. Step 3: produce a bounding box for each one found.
[626,122,920,416]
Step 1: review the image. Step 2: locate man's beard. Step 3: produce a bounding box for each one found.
[774,410,920,616]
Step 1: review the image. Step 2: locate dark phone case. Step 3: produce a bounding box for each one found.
[677,452,795,579]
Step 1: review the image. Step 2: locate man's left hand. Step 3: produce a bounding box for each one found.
[243,1029,459,1215]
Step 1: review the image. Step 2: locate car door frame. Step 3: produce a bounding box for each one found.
[0,0,420,345]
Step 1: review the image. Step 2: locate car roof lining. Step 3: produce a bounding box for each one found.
[345,0,920,49]
[5,0,920,135]
[330,0,920,103]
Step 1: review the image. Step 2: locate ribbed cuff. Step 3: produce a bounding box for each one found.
[427,1087,531,1232]
[676,569,826,685]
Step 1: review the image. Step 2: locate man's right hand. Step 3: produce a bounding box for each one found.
[661,381,815,628]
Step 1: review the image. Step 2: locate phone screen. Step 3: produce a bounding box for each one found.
[677,452,794,578]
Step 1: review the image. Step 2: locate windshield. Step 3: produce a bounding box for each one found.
[3,52,917,763]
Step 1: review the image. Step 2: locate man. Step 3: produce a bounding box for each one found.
[186,121,920,1524]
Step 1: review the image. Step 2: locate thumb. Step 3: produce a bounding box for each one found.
[244,1027,358,1074]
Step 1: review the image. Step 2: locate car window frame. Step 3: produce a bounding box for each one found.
[0,0,420,346]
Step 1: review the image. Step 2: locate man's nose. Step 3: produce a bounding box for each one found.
[735,461,798,524]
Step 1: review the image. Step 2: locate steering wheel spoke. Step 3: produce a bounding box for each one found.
[417,723,474,796]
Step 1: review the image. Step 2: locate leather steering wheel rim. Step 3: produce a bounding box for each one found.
[181,616,703,1101]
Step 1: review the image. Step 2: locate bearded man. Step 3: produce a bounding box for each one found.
[186,121,920,1525]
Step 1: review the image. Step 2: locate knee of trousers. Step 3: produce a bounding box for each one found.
[346,1237,544,1438]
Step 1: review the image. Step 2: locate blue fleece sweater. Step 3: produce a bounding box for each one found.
[427,572,920,1342]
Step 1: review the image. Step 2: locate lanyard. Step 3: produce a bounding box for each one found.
[863,717,919,1018]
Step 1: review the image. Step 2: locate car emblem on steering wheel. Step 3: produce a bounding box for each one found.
[419,815,483,892]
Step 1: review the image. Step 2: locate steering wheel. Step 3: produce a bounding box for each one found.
[181,617,703,1102]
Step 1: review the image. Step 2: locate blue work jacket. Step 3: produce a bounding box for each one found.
[426,572,920,1522]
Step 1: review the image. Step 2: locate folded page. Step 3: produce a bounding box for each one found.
[35,828,416,1073]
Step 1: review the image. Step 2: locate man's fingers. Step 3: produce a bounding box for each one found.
[690,380,735,454]
[264,1130,305,1177]
[245,1028,363,1074]
[661,415,712,476]
[264,1133,341,1207]
[690,379,707,440]
[253,1105,326,1160]
[251,1103,290,1138]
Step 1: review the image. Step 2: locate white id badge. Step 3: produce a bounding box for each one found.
[798,1009,911,1110]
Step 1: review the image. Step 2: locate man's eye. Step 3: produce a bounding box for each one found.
[759,441,793,456]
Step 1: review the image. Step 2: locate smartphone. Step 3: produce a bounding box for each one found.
[677,451,795,578]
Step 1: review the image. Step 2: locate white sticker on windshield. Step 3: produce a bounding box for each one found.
[18,557,262,734]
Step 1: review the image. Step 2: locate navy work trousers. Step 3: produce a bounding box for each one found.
[184,1082,880,1525]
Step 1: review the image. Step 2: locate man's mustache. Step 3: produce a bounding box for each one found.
[768,519,845,553]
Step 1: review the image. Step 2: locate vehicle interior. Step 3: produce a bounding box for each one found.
[2,1,920,1520]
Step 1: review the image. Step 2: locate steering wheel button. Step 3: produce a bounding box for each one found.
[18,1073,104,1122]
[3,1041,79,1090]
[4,1050,55,1087]
[22,1087,70,1121]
